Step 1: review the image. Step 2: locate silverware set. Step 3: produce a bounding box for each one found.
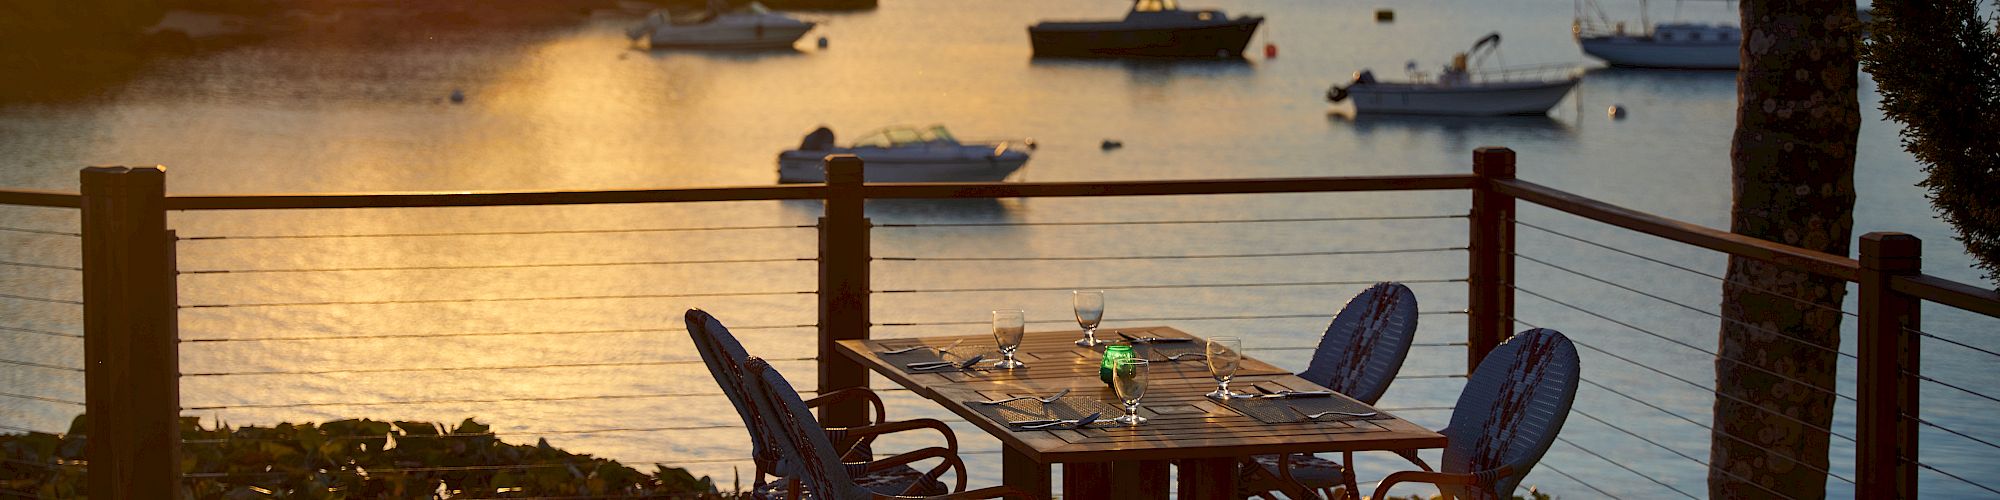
[1116,331,1194,343]
[883,339,965,355]
[905,354,985,371]
[1013,412,1102,430]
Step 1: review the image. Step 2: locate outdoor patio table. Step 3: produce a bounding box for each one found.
[835,326,1448,500]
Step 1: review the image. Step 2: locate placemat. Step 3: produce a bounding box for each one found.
[967,396,1124,427]
[1217,395,1391,424]
[877,342,990,374]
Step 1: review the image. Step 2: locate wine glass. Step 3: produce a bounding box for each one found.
[992,309,1026,369]
[1072,290,1105,347]
[1112,358,1149,425]
[1205,336,1242,399]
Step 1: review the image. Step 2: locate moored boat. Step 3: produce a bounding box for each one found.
[1327,33,1581,116]
[1574,0,1739,69]
[777,125,1035,183]
[1028,0,1263,58]
[627,0,816,50]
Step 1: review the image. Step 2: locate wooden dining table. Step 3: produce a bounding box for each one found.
[835,326,1447,500]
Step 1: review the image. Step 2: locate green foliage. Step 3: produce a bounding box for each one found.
[1860,0,2000,287]
[1,415,727,498]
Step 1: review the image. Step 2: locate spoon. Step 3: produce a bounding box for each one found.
[981,388,1072,405]
[1290,405,1377,420]
[1163,353,1206,361]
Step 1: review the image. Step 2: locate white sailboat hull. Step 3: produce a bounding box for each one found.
[1579,37,1737,69]
[1346,79,1579,116]
[635,13,815,50]
[777,150,1029,183]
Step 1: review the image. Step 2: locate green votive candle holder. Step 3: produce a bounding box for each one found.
[1100,344,1134,385]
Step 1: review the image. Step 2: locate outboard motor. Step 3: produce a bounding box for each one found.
[1327,69,1372,102]
[798,127,836,150]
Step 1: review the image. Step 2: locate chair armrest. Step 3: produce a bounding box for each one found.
[1391,448,1435,472]
[808,387,888,426]
[830,418,960,453]
[1368,465,1514,500]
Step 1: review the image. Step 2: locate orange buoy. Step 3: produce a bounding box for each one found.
[1264,43,1277,58]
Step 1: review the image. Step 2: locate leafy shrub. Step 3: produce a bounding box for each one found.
[2,415,726,498]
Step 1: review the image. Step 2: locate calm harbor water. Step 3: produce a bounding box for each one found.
[2,0,1992,496]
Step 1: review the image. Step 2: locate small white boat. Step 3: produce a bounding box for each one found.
[1574,0,1739,69]
[777,125,1035,183]
[627,0,815,50]
[1327,33,1580,116]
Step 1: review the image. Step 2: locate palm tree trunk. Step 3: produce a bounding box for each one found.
[1713,0,1860,498]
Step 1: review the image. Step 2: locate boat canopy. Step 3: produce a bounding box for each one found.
[852,125,960,148]
[1132,0,1181,12]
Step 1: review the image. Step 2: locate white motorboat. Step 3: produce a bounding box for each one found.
[627,0,815,50]
[1326,33,1580,116]
[1574,0,1739,69]
[777,125,1035,183]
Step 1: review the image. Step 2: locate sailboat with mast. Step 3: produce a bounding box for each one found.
[1574,0,1739,69]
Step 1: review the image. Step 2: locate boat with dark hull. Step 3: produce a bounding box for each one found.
[1029,0,1263,58]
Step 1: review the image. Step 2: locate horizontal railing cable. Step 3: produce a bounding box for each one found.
[179,387,913,411]
[877,247,1465,262]
[1517,252,1856,360]
[1512,317,1856,441]
[876,277,1466,294]
[180,257,814,275]
[0,260,79,271]
[183,356,816,377]
[1536,461,1623,499]
[1553,436,1701,500]
[0,226,79,237]
[1570,408,1815,497]
[1908,414,2000,452]
[0,357,82,373]
[0,391,83,407]
[1583,376,1853,446]
[874,214,1469,228]
[182,424,747,445]
[1516,219,1857,318]
[175,224,816,241]
[0,292,81,305]
[875,311,1464,328]
[1514,285,1856,402]
[179,290,813,309]
[1578,378,1856,482]
[181,323,816,343]
[1912,328,2000,360]
[0,325,82,339]
[1907,458,2000,496]
[1906,371,2000,406]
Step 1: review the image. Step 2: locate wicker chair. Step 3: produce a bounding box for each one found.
[1242,282,1421,500]
[1369,328,1580,500]
[686,309,960,498]
[741,356,1031,499]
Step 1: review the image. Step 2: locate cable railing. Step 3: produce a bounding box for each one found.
[0,202,85,500]
[2,149,1995,498]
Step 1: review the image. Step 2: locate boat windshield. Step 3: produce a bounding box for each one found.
[1132,0,1180,12]
[852,127,923,148]
[924,126,958,144]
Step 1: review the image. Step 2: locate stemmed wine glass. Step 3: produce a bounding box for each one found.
[1205,336,1242,399]
[992,309,1026,369]
[1112,358,1149,425]
[1072,290,1105,347]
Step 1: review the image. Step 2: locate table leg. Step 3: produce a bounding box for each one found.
[1001,445,1051,500]
[1174,458,1239,500]
[1110,460,1171,499]
[1063,462,1111,499]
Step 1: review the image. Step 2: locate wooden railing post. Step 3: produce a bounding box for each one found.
[1857,232,1920,499]
[79,166,180,497]
[1468,147,1516,371]
[818,155,871,427]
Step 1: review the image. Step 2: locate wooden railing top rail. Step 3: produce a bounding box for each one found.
[1892,274,2000,319]
[0,188,82,208]
[858,174,1480,199]
[1494,178,1864,283]
[161,185,832,210]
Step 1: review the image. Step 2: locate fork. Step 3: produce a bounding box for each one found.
[1163,353,1206,361]
[1289,405,1378,420]
[884,338,965,355]
[1019,412,1101,430]
[978,388,1070,405]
